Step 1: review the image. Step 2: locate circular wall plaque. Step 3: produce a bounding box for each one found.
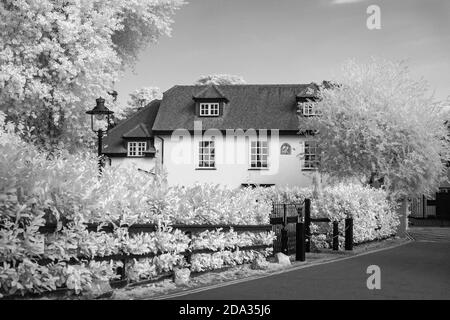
[281,143,291,155]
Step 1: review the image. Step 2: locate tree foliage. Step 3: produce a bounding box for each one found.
[115,87,162,121]
[0,0,185,150]
[299,58,450,199]
[195,74,247,85]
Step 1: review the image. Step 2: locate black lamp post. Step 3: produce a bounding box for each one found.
[86,97,114,173]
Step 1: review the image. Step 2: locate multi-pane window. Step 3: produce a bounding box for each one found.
[199,103,220,116]
[301,102,319,116]
[250,140,268,168]
[128,141,146,157]
[198,140,215,168]
[303,141,318,170]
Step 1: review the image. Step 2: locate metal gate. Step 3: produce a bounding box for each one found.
[409,196,436,218]
[409,191,450,219]
[270,203,304,255]
[436,191,450,218]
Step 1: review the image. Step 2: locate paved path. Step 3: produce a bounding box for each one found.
[170,241,450,300]
[407,227,450,242]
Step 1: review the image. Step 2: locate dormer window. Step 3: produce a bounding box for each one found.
[128,141,146,157]
[296,84,320,117]
[199,103,220,116]
[193,84,229,117]
[300,101,320,117]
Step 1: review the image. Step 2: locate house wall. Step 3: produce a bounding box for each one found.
[109,134,316,188]
[157,133,315,188]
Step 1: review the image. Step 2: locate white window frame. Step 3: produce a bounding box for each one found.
[303,140,318,170]
[127,141,147,157]
[249,140,269,169]
[198,140,215,168]
[301,102,319,117]
[199,103,220,116]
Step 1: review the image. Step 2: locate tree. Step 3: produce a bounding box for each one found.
[0,0,185,150]
[299,58,450,199]
[115,87,162,121]
[195,74,246,85]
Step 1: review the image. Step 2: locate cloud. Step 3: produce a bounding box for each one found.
[331,0,368,4]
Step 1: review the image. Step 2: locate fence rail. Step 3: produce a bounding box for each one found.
[32,222,274,289]
[38,223,273,234]
[304,198,353,252]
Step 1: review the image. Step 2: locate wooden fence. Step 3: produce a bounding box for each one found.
[270,199,353,260]
[304,199,354,252]
[36,222,273,288]
[269,203,304,254]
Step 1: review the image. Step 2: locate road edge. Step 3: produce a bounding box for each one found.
[150,239,412,300]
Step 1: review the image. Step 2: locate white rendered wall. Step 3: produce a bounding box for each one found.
[109,134,316,188]
[160,133,315,188]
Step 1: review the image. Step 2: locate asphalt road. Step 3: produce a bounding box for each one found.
[171,241,450,300]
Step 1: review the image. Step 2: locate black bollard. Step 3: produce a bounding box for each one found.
[332,221,339,251]
[296,221,305,261]
[345,218,353,250]
[304,199,311,253]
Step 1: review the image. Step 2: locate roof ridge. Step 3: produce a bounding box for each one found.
[122,123,150,137]
[174,84,309,88]
[139,123,150,136]
[193,83,228,100]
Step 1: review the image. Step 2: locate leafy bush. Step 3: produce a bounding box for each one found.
[255,183,399,249]
[254,185,312,204]
[312,183,399,245]
[163,185,271,225]
[0,114,274,297]
[190,249,272,273]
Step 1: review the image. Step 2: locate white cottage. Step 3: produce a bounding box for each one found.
[103,83,321,188]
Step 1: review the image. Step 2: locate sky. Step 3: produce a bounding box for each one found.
[115,0,450,106]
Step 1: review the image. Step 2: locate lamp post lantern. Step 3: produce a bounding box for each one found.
[86,97,114,173]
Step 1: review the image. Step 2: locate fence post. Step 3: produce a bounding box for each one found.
[304,198,311,253]
[118,258,127,281]
[281,228,288,255]
[185,231,193,264]
[345,218,353,250]
[332,221,339,251]
[296,221,305,261]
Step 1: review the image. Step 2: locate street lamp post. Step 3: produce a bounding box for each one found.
[86,97,114,174]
